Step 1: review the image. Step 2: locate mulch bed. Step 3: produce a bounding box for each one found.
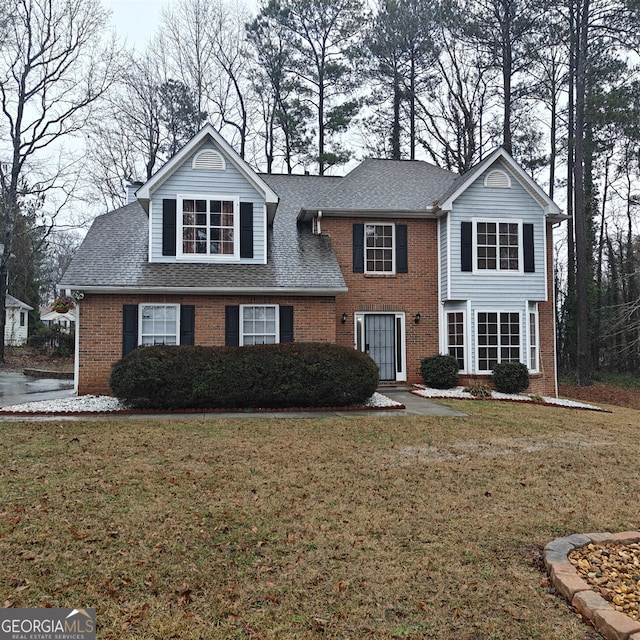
[559,383,640,411]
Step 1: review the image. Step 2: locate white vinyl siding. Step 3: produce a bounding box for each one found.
[149,140,265,263]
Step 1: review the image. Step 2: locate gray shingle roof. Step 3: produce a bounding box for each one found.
[60,176,347,293]
[60,159,464,294]
[308,159,457,212]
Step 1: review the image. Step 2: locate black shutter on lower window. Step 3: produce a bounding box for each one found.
[396,224,408,273]
[523,223,535,272]
[225,305,240,346]
[162,199,177,256]
[240,202,254,258]
[180,305,195,345]
[122,304,138,356]
[279,306,294,343]
[461,221,472,272]
[353,224,364,272]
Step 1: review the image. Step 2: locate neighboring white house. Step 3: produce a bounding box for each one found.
[40,306,76,332]
[5,294,32,346]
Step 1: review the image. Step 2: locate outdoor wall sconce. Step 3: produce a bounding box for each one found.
[341,312,348,324]
[414,313,421,324]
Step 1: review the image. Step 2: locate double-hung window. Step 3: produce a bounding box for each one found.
[140,304,180,345]
[241,305,278,345]
[365,223,395,274]
[447,312,465,371]
[476,311,520,372]
[529,311,539,372]
[475,220,520,271]
[179,195,239,259]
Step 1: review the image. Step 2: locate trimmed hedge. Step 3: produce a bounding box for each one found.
[420,354,459,389]
[492,361,530,394]
[109,342,379,409]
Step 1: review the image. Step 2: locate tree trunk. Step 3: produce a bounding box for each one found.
[572,0,591,385]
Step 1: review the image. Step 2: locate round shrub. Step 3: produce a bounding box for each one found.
[492,361,530,394]
[109,342,379,409]
[420,354,459,389]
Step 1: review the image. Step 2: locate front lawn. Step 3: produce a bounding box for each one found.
[2,401,636,639]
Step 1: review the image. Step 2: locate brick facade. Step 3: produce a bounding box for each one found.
[321,216,440,385]
[77,294,336,395]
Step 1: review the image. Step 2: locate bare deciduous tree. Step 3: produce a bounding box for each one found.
[0,0,118,361]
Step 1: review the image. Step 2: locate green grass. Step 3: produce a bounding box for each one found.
[2,401,633,639]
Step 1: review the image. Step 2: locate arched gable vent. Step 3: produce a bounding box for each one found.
[484,169,511,189]
[192,149,226,171]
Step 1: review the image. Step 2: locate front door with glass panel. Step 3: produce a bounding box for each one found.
[355,313,406,382]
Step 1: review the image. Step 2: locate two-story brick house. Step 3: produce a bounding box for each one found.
[60,124,563,397]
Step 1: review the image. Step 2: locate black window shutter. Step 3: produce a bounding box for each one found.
[225,305,240,346]
[162,199,177,256]
[461,221,472,272]
[279,306,294,343]
[396,224,408,273]
[180,305,195,345]
[122,304,138,356]
[523,223,535,272]
[240,202,254,259]
[353,223,364,272]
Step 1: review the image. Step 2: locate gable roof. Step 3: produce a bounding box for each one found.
[5,294,33,310]
[435,147,563,217]
[59,179,347,295]
[134,123,279,212]
[299,158,457,219]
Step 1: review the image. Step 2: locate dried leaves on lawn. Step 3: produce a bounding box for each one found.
[2,401,637,639]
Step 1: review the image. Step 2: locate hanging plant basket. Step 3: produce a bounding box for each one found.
[51,296,75,314]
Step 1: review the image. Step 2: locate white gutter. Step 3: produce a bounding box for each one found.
[60,285,349,296]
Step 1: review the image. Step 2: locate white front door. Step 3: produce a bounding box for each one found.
[355,312,406,382]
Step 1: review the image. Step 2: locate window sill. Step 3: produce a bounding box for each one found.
[363,273,397,278]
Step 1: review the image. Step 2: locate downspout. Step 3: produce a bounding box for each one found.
[316,210,322,235]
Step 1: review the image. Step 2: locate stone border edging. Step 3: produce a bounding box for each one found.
[545,530,640,640]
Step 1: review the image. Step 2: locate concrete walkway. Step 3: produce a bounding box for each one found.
[0,379,466,421]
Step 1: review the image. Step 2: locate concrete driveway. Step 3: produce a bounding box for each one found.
[0,371,74,408]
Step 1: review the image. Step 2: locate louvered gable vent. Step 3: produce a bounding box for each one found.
[484,169,511,189]
[192,149,226,171]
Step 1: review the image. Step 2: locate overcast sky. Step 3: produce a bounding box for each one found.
[102,0,171,49]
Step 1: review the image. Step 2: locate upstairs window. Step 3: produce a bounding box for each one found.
[178,195,239,259]
[365,223,395,274]
[475,220,520,271]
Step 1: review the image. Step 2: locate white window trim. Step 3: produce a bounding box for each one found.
[240,304,280,346]
[472,218,523,274]
[474,310,522,373]
[446,310,467,374]
[364,222,396,275]
[528,305,540,373]
[139,303,181,346]
[353,311,406,382]
[176,193,240,261]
